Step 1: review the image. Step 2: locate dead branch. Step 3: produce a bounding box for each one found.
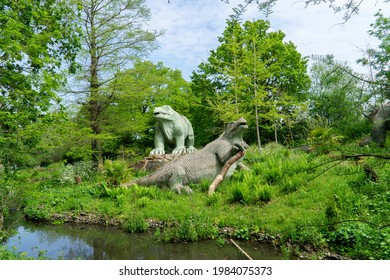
[208,150,245,196]
[230,239,253,260]
[337,153,390,160]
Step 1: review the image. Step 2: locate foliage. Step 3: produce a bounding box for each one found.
[5,143,388,259]
[0,183,16,232]
[155,215,219,243]
[305,115,345,145]
[0,0,80,166]
[223,0,389,23]
[34,111,93,165]
[308,55,370,140]
[0,245,34,260]
[358,11,390,100]
[57,161,95,185]
[123,212,149,233]
[191,19,310,145]
[69,0,163,162]
[102,160,131,187]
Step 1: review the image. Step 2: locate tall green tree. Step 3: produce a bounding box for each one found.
[0,0,80,234]
[308,55,370,140]
[71,0,163,162]
[191,19,310,146]
[0,0,80,165]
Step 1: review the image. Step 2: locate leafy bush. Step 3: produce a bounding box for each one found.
[155,215,219,242]
[24,203,50,221]
[123,212,149,233]
[206,193,221,207]
[130,185,158,199]
[253,184,273,203]
[325,222,390,259]
[227,182,248,204]
[306,115,344,145]
[57,161,96,185]
[101,184,130,200]
[102,159,131,187]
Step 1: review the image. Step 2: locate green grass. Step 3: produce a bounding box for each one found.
[3,143,390,259]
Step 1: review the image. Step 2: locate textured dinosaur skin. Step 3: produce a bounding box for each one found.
[126,117,249,194]
[150,105,196,155]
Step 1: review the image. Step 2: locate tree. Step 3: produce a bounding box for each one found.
[0,0,80,235]
[70,0,163,162]
[0,0,80,166]
[358,11,390,101]
[308,55,370,140]
[191,19,310,146]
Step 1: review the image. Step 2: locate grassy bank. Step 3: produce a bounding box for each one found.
[2,143,390,259]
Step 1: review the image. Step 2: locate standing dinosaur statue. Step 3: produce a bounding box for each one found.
[124,117,249,194]
[150,105,196,155]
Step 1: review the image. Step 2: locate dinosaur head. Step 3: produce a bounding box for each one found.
[153,105,176,121]
[224,117,248,139]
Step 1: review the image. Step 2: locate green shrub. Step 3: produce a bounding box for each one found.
[56,161,96,185]
[234,226,250,240]
[136,197,150,208]
[227,183,248,204]
[206,193,221,207]
[253,184,273,203]
[155,215,219,242]
[103,159,131,187]
[192,178,212,193]
[24,204,50,221]
[130,185,158,199]
[263,161,283,184]
[280,175,303,193]
[101,184,130,199]
[123,212,149,233]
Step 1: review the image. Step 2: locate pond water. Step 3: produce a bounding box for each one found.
[3,215,285,260]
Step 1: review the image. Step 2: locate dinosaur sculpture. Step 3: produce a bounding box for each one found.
[150,105,196,155]
[360,103,390,147]
[124,117,249,194]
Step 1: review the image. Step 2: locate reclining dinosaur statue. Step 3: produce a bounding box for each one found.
[124,117,249,194]
[150,105,197,155]
[360,102,390,147]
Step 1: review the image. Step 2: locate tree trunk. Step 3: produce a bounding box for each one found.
[88,9,102,164]
[255,106,261,149]
[274,120,278,144]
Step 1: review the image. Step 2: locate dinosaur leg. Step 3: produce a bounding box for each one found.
[168,166,192,194]
[172,134,187,154]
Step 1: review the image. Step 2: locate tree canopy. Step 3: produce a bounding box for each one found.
[191,19,310,146]
[358,11,390,101]
[69,0,163,162]
[0,0,80,165]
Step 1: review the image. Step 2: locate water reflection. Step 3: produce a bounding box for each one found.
[4,219,283,260]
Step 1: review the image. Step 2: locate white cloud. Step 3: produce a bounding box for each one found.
[146,0,386,79]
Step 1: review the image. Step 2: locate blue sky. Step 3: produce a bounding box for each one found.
[146,0,387,80]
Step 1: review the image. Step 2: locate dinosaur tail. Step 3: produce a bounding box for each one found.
[121,176,149,188]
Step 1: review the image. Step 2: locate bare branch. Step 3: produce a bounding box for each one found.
[208,150,246,195]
